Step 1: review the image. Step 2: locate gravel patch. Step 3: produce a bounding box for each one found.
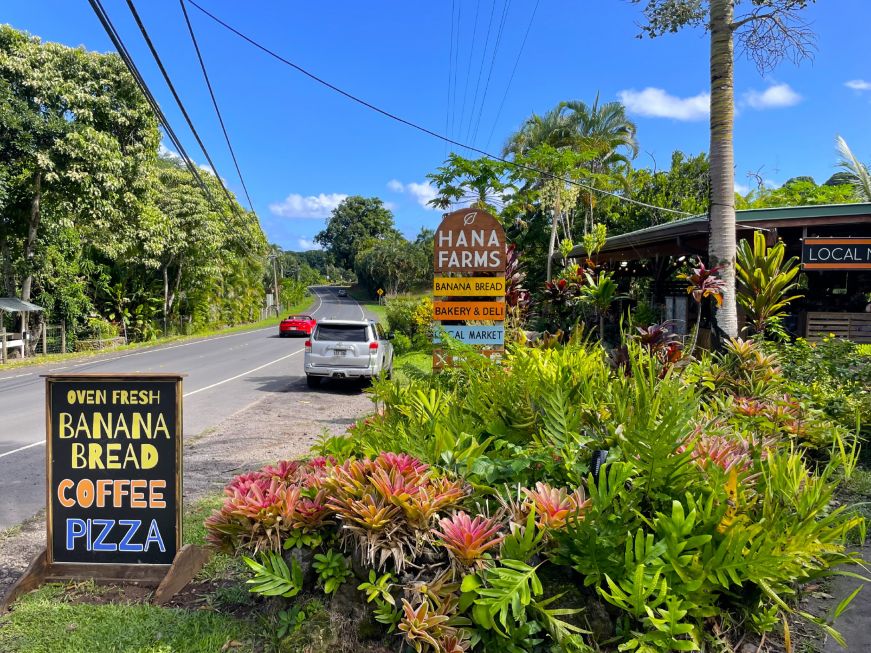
[0,375,373,600]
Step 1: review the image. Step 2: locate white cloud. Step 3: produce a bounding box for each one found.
[618,87,710,121]
[297,238,320,251]
[735,181,750,195]
[269,192,348,219]
[846,79,871,91]
[158,143,181,161]
[198,163,215,176]
[386,179,438,209]
[743,83,801,109]
[405,181,438,208]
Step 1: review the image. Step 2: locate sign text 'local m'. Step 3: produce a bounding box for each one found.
[46,374,182,566]
[802,238,871,270]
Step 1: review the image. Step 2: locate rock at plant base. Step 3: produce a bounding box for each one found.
[329,582,384,642]
[538,569,613,642]
[283,547,316,589]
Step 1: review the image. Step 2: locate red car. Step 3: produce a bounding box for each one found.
[279,314,316,337]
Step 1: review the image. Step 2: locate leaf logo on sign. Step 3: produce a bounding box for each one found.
[463,212,477,225]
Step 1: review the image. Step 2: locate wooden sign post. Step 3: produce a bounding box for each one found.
[45,373,183,575]
[432,208,506,368]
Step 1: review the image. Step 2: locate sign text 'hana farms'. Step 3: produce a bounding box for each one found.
[433,276,505,297]
[434,325,505,345]
[432,301,505,321]
[47,376,182,566]
[434,209,506,272]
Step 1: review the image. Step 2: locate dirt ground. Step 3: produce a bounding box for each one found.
[0,375,374,600]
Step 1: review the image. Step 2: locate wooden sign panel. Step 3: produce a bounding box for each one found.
[434,209,506,273]
[433,276,505,297]
[433,301,505,321]
[434,325,505,345]
[802,238,871,270]
[433,348,503,369]
[46,374,182,566]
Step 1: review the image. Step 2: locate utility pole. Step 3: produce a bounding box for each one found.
[271,255,280,317]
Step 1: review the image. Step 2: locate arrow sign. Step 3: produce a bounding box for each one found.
[434,325,505,345]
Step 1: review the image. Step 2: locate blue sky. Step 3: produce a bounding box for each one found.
[4,1,870,251]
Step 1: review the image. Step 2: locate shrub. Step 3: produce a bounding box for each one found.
[209,337,866,652]
[386,296,432,342]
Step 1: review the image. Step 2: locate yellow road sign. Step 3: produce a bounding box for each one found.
[376,288,384,296]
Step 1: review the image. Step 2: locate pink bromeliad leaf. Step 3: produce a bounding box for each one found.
[433,511,504,567]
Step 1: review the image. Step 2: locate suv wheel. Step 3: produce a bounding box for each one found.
[306,375,320,389]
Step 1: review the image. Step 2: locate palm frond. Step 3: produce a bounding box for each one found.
[836,135,871,201]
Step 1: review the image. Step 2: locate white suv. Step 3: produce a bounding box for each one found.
[304,319,394,387]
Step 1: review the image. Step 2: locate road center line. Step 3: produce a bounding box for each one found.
[183,349,303,397]
[0,288,335,460]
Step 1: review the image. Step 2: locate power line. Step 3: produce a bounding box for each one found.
[186,0,692,217]
[485,0,540,151]
[87,0,215,206]
[449,0,462,142]
[124,0,243,216]
[179,0,256,213]
[472,0,512,145]
[457,0,481,152]
[465,0,498,144]
[445,0,455,158]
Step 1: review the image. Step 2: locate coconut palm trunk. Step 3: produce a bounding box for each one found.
[708,0,738,338]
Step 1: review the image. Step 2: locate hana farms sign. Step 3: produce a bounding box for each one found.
[434,210,506,272]
[802,238,871,270]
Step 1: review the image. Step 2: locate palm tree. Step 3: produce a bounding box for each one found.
[501,106,574,157]
[836,136,871,202]
[503,96,638,279]
[561,95,639,166]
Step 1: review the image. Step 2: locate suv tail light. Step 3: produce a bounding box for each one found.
[305,340,312,352]
[369,341,379,351]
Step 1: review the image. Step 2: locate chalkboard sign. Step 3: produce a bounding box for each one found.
[46,374,182,566]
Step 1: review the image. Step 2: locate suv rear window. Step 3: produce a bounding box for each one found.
[315,324,369,342]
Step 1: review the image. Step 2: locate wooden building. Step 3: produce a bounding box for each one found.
[566,203,871,342]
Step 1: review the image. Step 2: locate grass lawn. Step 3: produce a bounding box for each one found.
[0,494,253,653]
[348,284,432,323]
[0,583,257,653]
[347,285,387,321]
[0,295,316,372]
[394,350,433,383]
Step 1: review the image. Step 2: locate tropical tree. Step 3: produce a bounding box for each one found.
[315,196,399,270]
[736,176,856,209]
[632,0,816,339]
[735,231,802,337]
[0,25,158,305]
[835,136,871,202]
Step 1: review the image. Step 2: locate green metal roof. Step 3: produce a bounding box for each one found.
[567,202,871,259]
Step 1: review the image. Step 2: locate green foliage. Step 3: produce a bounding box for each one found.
[242,552,303,598]
[312,549,352,594]
[0,26,267,340]
[736,178,857,209]
[735,231,802,337]
[385,294,432,348]
[314,195,398,270]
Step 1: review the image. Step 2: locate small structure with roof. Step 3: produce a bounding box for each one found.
[565,202,871,342]
[0,297,45,362]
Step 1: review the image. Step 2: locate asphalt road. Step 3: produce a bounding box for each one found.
[0,286,372,531]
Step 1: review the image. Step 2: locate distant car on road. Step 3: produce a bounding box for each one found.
[279,314,316,337]
[304,319,393,387]
[337,289,348,297]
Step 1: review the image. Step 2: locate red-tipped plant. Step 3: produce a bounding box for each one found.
[433,511,504,568]
[523,482,589,530]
